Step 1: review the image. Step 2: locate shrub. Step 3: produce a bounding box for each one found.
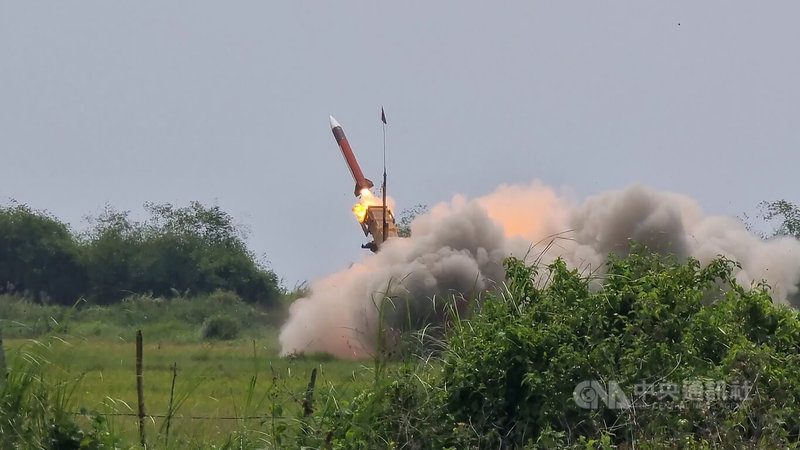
[200,314,241,340]
[315,245,800,448]
[208,290,243,305]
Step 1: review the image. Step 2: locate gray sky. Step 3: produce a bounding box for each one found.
[1,2,798,286]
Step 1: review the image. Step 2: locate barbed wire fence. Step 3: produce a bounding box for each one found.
[0,323,328,447]
[35,329,318,446]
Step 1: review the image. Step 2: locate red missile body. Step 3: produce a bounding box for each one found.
[330,116,374,197]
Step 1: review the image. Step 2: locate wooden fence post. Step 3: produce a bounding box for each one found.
[136,330,146,447]
[302,368,318,417]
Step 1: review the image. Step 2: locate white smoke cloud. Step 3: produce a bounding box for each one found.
[279,182,800,358]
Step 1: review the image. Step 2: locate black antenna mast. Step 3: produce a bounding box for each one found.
[381,107,388,242]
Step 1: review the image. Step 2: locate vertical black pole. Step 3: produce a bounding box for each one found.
[381,108,388,242]
[382,172,387,242]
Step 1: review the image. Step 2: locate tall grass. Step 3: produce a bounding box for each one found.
[0,334,118,448]
[0,288,439,448]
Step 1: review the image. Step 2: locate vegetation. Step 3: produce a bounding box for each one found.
[396,204,428,238]
[6,244,795,448]
[0,290,277,342]
[1,334,370,448]
[200,314,242,340]
[759,199,800,238]
[0,201,281,306]
[2,199,800,447]
[306,245,800,448]
[0,203,86,305]
[0,338,120,449]
[741,199,800,240]
[0,291,368,447]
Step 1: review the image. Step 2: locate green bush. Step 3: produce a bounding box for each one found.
[208,289,243,305]
[200,314,241,340]
[314,245,800,448]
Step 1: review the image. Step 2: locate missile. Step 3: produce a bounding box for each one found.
[330,115,374,197]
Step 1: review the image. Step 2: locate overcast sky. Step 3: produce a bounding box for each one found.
[1,2,798,286]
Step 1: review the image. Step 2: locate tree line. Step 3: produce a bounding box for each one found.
[1,197,796,307]
[0,201,281,306]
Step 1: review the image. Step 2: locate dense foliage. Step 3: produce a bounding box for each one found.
[4,198,800,447]
[0,202,280,306]
[315,246,800,448]
[0,204,86,305]
[3,247,800,448]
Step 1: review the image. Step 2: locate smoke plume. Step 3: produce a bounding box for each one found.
[279,182,800,358]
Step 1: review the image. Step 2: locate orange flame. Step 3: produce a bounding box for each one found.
[353,188,379,223]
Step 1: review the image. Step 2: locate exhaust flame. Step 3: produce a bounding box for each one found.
[353,203,368,223]
[281,181,800,359]
[352,188,385,223]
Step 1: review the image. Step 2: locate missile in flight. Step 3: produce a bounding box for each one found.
[330,115,374,197]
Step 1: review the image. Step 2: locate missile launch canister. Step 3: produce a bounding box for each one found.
[330,116,374,196]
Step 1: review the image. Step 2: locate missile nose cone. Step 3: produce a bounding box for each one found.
[329,115,341,129]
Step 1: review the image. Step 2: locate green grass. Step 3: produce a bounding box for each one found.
[4,337,371,447]
[0,291,283,341]
[0,293,373,447]
[7,250,800,447]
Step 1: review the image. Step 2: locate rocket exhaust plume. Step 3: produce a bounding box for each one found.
[279,181,800,359]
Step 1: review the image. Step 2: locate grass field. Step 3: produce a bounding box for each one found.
[6,338,371,446]
[1,295,374,448]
